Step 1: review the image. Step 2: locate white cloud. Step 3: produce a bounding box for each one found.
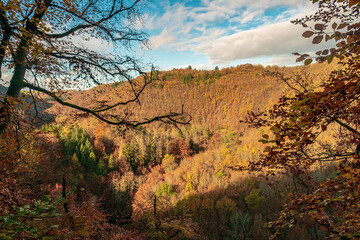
[165,28,225,52]
[148,3,192,32]
[146,0,312,45]
[196,21,299,63]
[263,54,300,66]
[192,63,217,70]
[1,67,11,85]
[195,20,334,64]
[145,0,328,66]
[150,28,176,49]
[239,10,263,24]
[189,0,311,25]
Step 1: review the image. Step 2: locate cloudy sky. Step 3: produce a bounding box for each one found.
[139,0,325,70]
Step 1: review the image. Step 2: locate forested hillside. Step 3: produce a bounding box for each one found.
[1,0,359,239]
[2,62,334,239]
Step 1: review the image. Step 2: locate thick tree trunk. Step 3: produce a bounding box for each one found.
[0,39,28,135]
[0,1,51,135]
[0,7,12,76]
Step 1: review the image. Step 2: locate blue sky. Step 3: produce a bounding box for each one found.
[0,0,329,86]
[138,0,325,70]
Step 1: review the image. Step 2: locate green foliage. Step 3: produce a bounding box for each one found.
[97,159,106,176]
[224,131,236,149]
[108,154,115,170]
[123,139,141,173]
[151,70,160,81]
[203,128,213,141]
[181,73,193,84]
[51,125,104,176]
[40,124,57,133]
[162,73,174,81]
[0,195,64,239]
[156,183,177,197]
[245,189,265,210]
[177,129,184,138]
[202,71,211,81]
[146,220,168,240]
[144,136,157,167]
[111,81,124,89]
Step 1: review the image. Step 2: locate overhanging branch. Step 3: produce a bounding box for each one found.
[334,118,360,136]
[23,82,191,127]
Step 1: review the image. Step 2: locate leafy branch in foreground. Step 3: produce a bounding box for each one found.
[239,0,360,239]
[292,0,360,65]
[0,193,73,240]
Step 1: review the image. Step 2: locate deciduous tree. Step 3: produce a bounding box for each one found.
[0,0,190,135]
[242,0,360,238]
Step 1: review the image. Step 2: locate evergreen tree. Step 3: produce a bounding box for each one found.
[88,151,97,171]
[108,154,115,171]
[71,153,81,168]
[97,159,106,176]
[123,139,141,173]
[144,136,157,167]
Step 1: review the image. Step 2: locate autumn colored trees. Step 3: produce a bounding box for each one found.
[0,0,190,135]
[242,0,360,238]
[3,0,360,239]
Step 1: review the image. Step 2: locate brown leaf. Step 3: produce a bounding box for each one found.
[325,34,330,42]
[302,31,314,38]
[315,24,324,31]
[337,23,347,30]
[312,35,324,44]
[349,0,359,7]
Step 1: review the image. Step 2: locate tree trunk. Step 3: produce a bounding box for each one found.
[0,0,51,135]
[0,38,28,135]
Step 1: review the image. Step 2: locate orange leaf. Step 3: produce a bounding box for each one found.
[349,0,359,7]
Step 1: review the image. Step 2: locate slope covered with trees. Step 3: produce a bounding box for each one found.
[1,0,359,239]
[25,61,335,239]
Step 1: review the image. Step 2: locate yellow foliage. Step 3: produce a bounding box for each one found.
[220,146,230,157]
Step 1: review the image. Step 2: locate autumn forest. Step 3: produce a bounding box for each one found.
[1,0,360,239]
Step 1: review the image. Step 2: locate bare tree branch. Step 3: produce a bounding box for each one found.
[24,82,191,128]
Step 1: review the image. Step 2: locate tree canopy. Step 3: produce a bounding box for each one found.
[241,0,360,238]
[0,0,190,134]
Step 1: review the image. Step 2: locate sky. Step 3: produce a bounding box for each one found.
[138,0,326,70]
[0,0,330,85]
